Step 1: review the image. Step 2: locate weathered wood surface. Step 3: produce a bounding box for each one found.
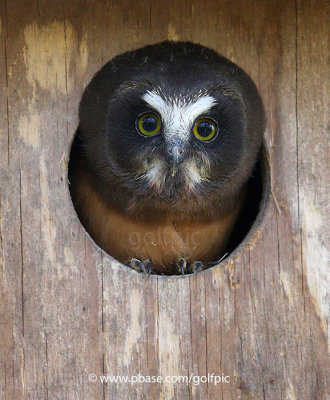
[0,0,328,399]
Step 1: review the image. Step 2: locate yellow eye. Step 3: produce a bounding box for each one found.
[193,118,218,141]
[137,113,161,136]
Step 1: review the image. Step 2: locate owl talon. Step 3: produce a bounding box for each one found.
[144,260,153,276]
[128,258,147,275]
[177,258,187,275]
[128,257,211,275]
[189,261,204,274]
[176,259,207,275]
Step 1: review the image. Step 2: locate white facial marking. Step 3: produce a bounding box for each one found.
[142,90,217,142]
[144,160,167,192]
[184,163,202,190]
[143,158,209,193]
[141,90,215,191]
[183,160,210,190]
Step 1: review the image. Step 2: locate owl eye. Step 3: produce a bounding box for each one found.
[136,113,161,136]
[193,118,218,141]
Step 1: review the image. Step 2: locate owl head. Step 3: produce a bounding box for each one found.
[77,41,265,222]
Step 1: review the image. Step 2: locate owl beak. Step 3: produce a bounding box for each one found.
[166,142,187,177]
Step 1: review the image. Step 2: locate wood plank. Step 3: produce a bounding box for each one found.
[297,0,329,339]
[0,1,37,397]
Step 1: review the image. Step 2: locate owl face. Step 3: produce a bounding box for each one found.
[79,41,264,219]
[104,77,246,201]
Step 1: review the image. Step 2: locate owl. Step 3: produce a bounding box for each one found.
[69,41,265,275]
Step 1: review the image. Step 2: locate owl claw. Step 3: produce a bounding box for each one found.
[189,261,204,274]
[144,260,153,276]
[128,258,152,275]
[175,258,207,275]
[128,257,208,276]
[177,258,187,275]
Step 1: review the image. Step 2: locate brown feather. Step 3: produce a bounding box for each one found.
[70,157,242,274]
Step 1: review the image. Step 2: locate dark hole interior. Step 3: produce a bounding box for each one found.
[222,155,263,258]
[69,134,267,275]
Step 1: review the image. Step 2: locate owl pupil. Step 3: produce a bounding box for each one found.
[197,121,213,137]
[142,116,157,132]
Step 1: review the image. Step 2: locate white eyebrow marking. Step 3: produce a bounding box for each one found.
[142,90,217,142]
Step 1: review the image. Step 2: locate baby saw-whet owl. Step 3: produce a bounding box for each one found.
[70,41,265,275]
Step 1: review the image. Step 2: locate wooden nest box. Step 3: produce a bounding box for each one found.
[0,1,328,399]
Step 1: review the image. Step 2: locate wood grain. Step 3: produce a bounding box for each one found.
[0,0,328,399]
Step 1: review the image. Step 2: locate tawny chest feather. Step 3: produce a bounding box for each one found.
[74,177,239,272]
